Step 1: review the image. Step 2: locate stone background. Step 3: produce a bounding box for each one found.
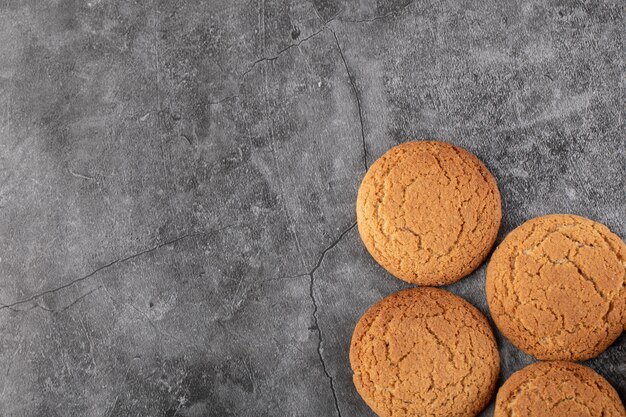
[0,0,624,416]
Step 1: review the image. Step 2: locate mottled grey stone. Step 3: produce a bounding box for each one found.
[0,0,624,416]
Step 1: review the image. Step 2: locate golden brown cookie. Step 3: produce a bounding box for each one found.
[494,362,626,417]
[350,287,500,417]
[486,214,626,361]
[356,141,501,285]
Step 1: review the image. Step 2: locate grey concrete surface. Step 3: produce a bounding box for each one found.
[0,0,624,415]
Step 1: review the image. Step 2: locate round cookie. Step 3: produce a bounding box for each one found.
[356,141,501,285]
[494,362,626,417]
[350,287,500,417]
[486,214,626,361]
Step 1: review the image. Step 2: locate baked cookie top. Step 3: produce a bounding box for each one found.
[350,287,500,417]
[494,361,626,417]
[356,141,501,285]
[486,214,626,361]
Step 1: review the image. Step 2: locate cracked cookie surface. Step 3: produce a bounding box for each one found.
[486,214,626,361]
[494,361,626,417]
[350,287,500,417]
[356,141,501,285]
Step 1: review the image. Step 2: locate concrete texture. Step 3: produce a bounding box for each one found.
[0,0,623,415]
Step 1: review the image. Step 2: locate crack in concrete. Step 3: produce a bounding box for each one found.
[23,286,103,314]
[0,232,204,311]
[331,31,368,171]
[241,28,326,79]
[308,220,356,417]
[207,11,372,176]
[207,27,327,105]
